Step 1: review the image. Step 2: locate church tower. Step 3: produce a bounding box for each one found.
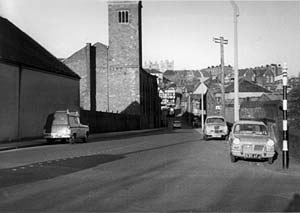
[108,1,143,114]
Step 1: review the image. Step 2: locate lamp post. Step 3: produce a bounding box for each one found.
[231,1,239,122]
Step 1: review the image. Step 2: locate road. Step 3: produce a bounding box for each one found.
[0,128,300,212]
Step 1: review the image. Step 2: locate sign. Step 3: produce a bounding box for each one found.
[194,83,208,95]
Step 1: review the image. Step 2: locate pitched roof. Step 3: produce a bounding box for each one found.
[0,17,80,79]
[225,79,271,93]
[144,68,162,74]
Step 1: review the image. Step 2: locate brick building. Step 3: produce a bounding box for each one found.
[63,42,108,112]
[0,17,80,141]
[64,1,160,129]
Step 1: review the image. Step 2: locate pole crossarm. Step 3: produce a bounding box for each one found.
[213,37,228,44]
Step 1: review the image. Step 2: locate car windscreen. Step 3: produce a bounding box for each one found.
[233,123,268,135]
[206,117,224,124]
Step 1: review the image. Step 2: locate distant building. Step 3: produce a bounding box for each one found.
[223,79,272,103]
[144,59,174,72]
[0,17,80,141]
[237,64,282,92]
[201,65,233,82]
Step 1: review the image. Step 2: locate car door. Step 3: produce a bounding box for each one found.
[75,116,84,138]
[69,115,79,137]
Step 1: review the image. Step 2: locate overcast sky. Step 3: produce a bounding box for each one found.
[1,0,299,76]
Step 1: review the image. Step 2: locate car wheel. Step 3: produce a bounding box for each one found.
[46,138,54,143]
[230,153,238,163]
[82,133,88,143]
[268,157,274,164]
[203,135,207,141]
[69,135,76,144]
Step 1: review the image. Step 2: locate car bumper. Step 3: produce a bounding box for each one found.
[205,133,227,138]
[44,133,71,139]
[231,150,275,159]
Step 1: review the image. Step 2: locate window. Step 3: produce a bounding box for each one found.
[118,10,129,23]
[69,116,78,126]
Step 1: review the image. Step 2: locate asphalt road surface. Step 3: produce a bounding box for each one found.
[0,128,300,212]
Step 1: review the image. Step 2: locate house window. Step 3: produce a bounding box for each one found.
[118,10,129,23]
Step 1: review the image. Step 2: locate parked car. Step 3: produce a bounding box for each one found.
[43,110,89,144]
[172,120,182,129]
[228,120,275,164]
[203,116,228,140]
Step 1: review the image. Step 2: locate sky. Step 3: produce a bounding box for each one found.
[0,0,299,76]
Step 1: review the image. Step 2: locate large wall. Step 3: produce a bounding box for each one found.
[95,43,109,112]
[0,63,19,140]
[0,62,80,141]
[140,69,160,128]
[20,67,79,138]
[64,45,91,110]
[108,1,142,115]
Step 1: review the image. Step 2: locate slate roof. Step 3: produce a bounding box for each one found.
[0,17,80,79]
[225,79,271,93]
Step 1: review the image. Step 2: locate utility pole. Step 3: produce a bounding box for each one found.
[213,36,228,117]
[231,1,239,122]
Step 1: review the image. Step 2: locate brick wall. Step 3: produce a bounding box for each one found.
[94,43,109,112]
[140,69,160,128]
[107,1,142,115]
[64,44,91,110]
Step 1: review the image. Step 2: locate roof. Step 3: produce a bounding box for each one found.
[260,93,282,101]
[144,68,162,74]
[234,120,266,125]
[164,70,176,76]
[225,79,271,93]
[0,17,80,79]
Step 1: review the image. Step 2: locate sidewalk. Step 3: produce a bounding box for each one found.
[0,128,164,152]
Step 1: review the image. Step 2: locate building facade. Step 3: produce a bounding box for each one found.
[64,1,160,129]
[0,17,80,141]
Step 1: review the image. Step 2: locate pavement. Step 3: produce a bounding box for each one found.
[0,128,165,152]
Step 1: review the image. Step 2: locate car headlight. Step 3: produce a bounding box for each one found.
[267,139,275,147]
[233,138,240,145]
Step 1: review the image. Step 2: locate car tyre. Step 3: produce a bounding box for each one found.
[46,138,54,143]
[268,157,274,164]
[230,153,238,163]
[203,135,207,141]
[82,132,88,143]
[69,135,75,144]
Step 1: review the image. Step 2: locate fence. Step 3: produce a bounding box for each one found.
[80,110,140,134]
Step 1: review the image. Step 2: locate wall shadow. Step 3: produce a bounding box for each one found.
[285,193,300,212]
[0,154,124,188]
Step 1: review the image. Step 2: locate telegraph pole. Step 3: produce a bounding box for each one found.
[282,63,289,169]
[213,36,228,117]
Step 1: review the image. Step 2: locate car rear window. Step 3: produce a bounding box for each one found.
[52,113,68,125]
[234,124,268,135]
[206,117,224,124]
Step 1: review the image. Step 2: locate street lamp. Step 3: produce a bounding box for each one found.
[231,1,239,122]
